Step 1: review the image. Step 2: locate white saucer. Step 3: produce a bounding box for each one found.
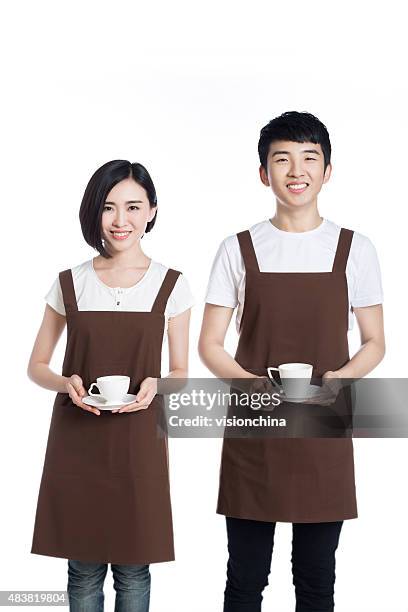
[276,384,322,404]
[83,393,138,410]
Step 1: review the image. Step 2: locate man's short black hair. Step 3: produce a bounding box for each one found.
[79,160,157,259]
[258,111,331,172]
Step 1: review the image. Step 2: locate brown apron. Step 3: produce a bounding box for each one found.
[31,267,180,564]
[217,227,358,523]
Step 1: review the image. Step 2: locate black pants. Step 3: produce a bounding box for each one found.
[224,517,343,612]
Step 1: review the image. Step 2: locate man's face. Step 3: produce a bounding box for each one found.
[259,140,331,209]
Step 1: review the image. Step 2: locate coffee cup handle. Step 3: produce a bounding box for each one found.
[267,367,281,388]
[88,383,100,396]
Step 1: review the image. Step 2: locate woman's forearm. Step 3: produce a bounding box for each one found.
[336,339,385,378]
[27,363,68,393]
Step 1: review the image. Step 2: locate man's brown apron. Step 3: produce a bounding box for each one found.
[217,227,358,523]
[31,267,180,564]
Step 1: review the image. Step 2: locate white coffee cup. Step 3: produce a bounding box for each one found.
[267,363,313,399]
[88,375,130,402]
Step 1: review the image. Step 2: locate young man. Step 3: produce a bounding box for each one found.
[198,111,385,612]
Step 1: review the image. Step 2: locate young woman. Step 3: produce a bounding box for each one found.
[28,160,194,612]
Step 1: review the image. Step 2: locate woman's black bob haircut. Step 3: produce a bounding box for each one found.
[79,160,157,259]
[258,111,332,172]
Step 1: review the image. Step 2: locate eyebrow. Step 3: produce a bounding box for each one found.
[271,149,321,157]
[104,200,144,204]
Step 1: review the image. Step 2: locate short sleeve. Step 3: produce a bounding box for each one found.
[351,237,384,308]
[165,273,194,319]
[205,240,239,308]
[44,277,66,316]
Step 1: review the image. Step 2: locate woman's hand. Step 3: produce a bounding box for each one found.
[112,377,158,414]
[65,374,100,416]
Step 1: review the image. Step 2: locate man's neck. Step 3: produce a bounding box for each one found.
[270,206,323,233]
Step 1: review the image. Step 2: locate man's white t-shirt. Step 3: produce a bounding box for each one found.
[205,218,383,332]
[45,259,194,341]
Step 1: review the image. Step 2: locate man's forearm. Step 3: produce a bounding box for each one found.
[199,343,254,379]
[335,339,385,378]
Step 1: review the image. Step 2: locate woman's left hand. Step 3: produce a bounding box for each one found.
[112,377,158,413]
[302,370,342,405]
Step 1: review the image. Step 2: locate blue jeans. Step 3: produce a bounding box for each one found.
[67,560,150,612]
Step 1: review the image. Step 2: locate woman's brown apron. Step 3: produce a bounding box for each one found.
[31,267,180,564]
[217,227,358,523]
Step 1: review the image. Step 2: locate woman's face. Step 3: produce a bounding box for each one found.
[101,178,157,254]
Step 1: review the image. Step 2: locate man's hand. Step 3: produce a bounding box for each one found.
[303,370,342,405]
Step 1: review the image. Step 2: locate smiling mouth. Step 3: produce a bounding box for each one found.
[110,231,132,239]
[287,183,309,192]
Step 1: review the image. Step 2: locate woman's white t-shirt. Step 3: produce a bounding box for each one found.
[45,259,194,340]
[205,218,383,332]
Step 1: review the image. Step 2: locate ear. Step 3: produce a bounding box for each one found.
[259,165,270,187]
[149,206,158,222]
[322,163,332,184]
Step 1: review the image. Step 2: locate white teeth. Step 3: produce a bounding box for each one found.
[287,183,307,190]
[113,232,130,236]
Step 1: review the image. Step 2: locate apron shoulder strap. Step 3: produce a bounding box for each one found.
[59,269,78,313]
[332,228,354,272]
[237,230,260,272]
[151,268,181,313]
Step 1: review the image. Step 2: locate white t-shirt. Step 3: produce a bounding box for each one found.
[45,259,194,339]
[205,218,383,332]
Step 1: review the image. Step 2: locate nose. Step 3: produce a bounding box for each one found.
[288,160,305,177]
[112,209,127,227]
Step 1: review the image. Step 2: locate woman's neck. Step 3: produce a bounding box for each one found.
[94,246,150,271]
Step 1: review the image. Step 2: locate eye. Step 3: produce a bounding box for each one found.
[276,158,288,163]
[305,157,317,161]
[129,205,140,211]
[103,205,113,212]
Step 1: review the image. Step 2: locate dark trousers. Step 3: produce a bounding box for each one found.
[224,517,343,612]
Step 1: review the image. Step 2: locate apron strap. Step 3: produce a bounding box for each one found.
[332,228,354,272]
[151,269,181,313]
[237,230,260,272]
[59,269,78,313]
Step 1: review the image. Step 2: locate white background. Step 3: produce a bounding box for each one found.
[1,0,408,610]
